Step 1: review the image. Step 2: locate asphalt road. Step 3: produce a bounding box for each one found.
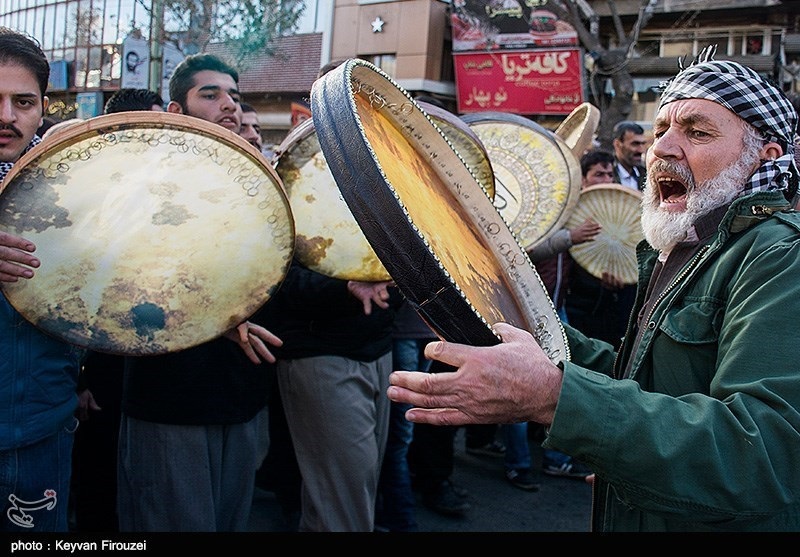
[248,426,592,533]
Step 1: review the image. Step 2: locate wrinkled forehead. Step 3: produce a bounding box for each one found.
[655,98,741,128]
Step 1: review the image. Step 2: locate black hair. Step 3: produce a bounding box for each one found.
[317,60,347,79]
[0,27,50,101]
[240,102,256,114]
[612,121,645,141]
[104,88,164,114]
[579,149,615,177]
[168,53,239,109]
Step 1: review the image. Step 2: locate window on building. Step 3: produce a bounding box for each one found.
[362,54,396,78]
[640,26,776,59]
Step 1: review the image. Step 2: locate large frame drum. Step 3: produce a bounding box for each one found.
[311,59,568,362]
[460,112,582,252]
[0,112,294,355]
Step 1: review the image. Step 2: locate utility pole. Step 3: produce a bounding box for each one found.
[149,0,165,95]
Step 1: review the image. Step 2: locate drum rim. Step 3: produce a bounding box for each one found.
[3,111,279,191]
[554,102,601,158]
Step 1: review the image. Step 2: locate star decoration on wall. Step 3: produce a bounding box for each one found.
[371,17,385,33]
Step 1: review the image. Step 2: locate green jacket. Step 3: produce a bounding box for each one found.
[545,190,800,531]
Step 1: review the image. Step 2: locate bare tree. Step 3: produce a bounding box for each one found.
[542,0,657,149]
[140,0,305,67]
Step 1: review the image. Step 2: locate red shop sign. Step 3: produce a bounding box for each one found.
[455,49,585,116]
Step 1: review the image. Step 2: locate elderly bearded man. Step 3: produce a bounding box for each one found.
[387,48,800,532]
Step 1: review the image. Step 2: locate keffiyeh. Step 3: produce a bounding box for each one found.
[659,45,799,198]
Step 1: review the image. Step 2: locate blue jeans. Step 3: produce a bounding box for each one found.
[375,338,431,531]
[0,415,78,532]
[501,422,531,472]
[542,448,572,468]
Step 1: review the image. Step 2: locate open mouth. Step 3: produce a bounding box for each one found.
[656,176,688,206]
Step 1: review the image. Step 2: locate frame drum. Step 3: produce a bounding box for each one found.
[0,112,295,355]
[554,102,601,158]
[311,59,568,362]
[272,117,391,281]
[460,112,582,252]
[564,183,644,285]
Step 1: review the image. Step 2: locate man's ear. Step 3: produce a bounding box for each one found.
[166,101,183,114]
[760,141,783,161]
[40,95,49,127]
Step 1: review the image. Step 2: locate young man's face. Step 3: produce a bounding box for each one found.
[582,162,614,187]
[167,70,241,133]
[0,62,47,164]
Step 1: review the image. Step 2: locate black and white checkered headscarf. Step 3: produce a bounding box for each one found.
[659,46,799,198]
[0,135,41,183]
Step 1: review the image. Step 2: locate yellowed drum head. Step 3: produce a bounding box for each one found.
[273,118,391,281]
[0,112,295,355]
[416,101,495,200]
[565,183,644,285]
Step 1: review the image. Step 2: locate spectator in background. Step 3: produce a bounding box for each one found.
[104,88,164,114]
[611,120,648,190]
[375,299,436,531]
[239,102,263,152]
[565,149,638,350]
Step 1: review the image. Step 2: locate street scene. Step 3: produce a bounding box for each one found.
[2,0,800,536]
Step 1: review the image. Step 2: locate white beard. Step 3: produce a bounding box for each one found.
[641,145,762,252]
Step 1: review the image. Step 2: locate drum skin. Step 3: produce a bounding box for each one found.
[311,59,568,362]
[0,112,295,355]
[273,118,391,281]
[416,101,496,200]
[565,183,644,285]
[461,112,582,252]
